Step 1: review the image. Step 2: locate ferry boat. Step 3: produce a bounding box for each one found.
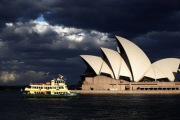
[23,74,79,98]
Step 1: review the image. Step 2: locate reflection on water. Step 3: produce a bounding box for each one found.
[0,91,180,120]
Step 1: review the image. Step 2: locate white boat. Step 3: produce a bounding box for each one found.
[23,74,79,98]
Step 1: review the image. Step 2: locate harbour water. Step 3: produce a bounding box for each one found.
[1,91,180,120]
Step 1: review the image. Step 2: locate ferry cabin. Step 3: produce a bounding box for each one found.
[25,78,70,95]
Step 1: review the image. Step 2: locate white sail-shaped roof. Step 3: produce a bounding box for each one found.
[100,47,132,80]
[80,55,114,78]
[100,61,114,78]
[143,65,156,79]
[116,36,153,82]
[100,47,121,79]
[80,36,179,82]
[144,65,165,80]
[152,58,180,81]
[119,58,133,81]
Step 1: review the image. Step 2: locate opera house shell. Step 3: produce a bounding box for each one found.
[79,36,180,91]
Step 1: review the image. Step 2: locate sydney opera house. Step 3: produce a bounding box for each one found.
[78,36,180,91]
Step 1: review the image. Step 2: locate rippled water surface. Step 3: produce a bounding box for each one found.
[0,91,180,120]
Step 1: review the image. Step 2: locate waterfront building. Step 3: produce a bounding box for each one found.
[79,36,180,91]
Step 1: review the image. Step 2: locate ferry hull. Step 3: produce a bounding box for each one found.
[23,93,79,98]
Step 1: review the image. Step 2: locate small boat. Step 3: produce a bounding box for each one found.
[23,74,79,98]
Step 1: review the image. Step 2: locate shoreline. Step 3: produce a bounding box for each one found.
[71,90,180,94]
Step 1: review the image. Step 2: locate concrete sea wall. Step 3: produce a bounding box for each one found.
[71,90,180,94]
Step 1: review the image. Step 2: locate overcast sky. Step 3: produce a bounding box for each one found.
[0,0,180,85]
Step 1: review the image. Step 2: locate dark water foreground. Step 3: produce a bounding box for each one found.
[0,91,180,120]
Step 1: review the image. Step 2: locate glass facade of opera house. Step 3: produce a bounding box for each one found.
[78,36,180,91]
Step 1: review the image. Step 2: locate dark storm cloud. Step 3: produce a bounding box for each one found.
[1,0,180,36]
[0,21,114,85]
[0,0,47,21]
[44,0,180,37]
